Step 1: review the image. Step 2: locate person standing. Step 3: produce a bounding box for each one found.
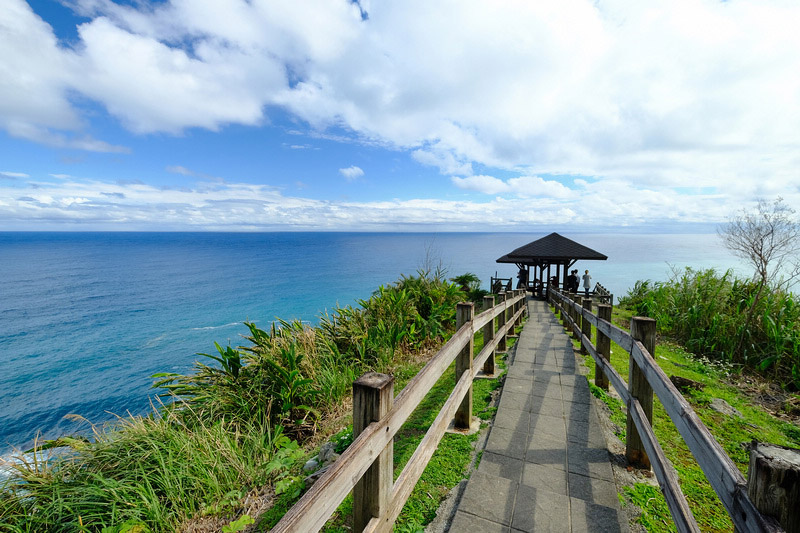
[582,269,592,296]
[567,269,577,292]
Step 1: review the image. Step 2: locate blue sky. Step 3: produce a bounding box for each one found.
[1,0,799,231]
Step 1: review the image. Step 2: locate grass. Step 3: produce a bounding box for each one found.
[0,412,289,533]
[1,271,481,532]
[0,288,523,532]
[313,323,519,532]
[557,302,800,532]
[620,268,800,389]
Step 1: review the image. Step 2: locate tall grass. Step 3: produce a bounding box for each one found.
[0,411,288,532]
[1,269,470,531]
[620,268,800,389]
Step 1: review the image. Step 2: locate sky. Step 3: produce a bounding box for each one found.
[1,0,799,232]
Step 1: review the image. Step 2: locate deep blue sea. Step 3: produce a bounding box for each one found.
[0,232,745,456]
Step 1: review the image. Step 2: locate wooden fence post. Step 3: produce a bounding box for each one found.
[455,302,475,430]
[626,317,656,469]
[497,292,508,353]
[482,295,496,376]
[581,298,592,355]
[515,290,523,327]
[563,292,573,328]
[573,295,583,340]
[509,291,517,330]
[747,442,800,532]
[595,304,612,391]
[353,372,394,533]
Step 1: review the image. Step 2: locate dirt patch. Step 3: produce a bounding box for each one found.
[726,374,800,426]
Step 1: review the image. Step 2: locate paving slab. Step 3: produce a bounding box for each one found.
[448,298,628,532]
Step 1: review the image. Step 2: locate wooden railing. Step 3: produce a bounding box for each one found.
[593,282,614,305]
[548,288,784,533]
[273,290,528,533]
[490,275,513,293]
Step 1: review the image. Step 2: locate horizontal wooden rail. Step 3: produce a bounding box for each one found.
[563,298,698,532]
[273,291,526,533]
[549,289,782,533]
[365,302,526,532]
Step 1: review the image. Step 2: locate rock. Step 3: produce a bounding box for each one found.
[784,397,800,416]
[710,398,742,418]
[318,442,336,463]
[670,375,704,393]
[303,457,319,472]
[304,463,332,487]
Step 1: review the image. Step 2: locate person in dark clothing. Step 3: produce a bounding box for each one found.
[567,269,578,292]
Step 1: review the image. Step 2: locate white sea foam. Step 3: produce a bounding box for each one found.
[191,322,240,331]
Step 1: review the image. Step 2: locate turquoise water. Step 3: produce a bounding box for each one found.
[0,232,744,453]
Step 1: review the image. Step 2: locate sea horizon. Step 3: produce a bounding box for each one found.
[0,231,747,455]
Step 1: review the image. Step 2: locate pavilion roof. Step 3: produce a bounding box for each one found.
[496,232,607,265]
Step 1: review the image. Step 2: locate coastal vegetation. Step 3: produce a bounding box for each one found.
[620,197,800,390]
[1,268,495,532]
[620,267,800,390]
[577,305,800,532]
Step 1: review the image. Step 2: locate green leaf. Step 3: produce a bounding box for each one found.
[221,514,254,533]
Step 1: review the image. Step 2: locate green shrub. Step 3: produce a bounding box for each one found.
[621,268,800,389]
[0,269,475,531]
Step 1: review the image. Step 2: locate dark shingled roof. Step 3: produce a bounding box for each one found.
[496,232,607,264]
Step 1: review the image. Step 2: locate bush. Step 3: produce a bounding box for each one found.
[621,267,800,389]
[0,270,472,531]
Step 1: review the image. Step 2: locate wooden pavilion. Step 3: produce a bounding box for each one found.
[496,232,607,297]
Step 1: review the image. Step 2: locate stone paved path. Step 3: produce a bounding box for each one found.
[449,299,628,532]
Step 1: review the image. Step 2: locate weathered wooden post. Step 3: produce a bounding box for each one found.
[573,295,583,340]
[514,290,523,327]
[747,442,800,532]
[563,292,573,329]
[580,298,592,355]
[482,295,496,376]
[626,317,656,469]
[353,372,394,532]
[595,304,612,391]
[455,302,475,429]
[497,292,508,353]
[568,292,577,332]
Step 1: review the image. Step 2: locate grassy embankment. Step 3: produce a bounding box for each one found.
[567,267,800,532]
[0,270,513,532]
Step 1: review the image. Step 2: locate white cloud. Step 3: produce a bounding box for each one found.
[452,175,575,199]
[3,173,779,231]
[0,0,130,153]
[451,175,508,195]
[339,165,364,181]
[0,1,80,132]
[166,165,195,176]
[2,0,799,213]
[0,171,29,179]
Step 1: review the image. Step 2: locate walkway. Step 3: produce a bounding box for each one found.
[449,299,628,532]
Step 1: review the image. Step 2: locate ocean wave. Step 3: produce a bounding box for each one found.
[1,447,74,483]
[143,333,168,348]
[191,322,240,331]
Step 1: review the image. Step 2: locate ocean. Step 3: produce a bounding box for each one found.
[0,231,745,455]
